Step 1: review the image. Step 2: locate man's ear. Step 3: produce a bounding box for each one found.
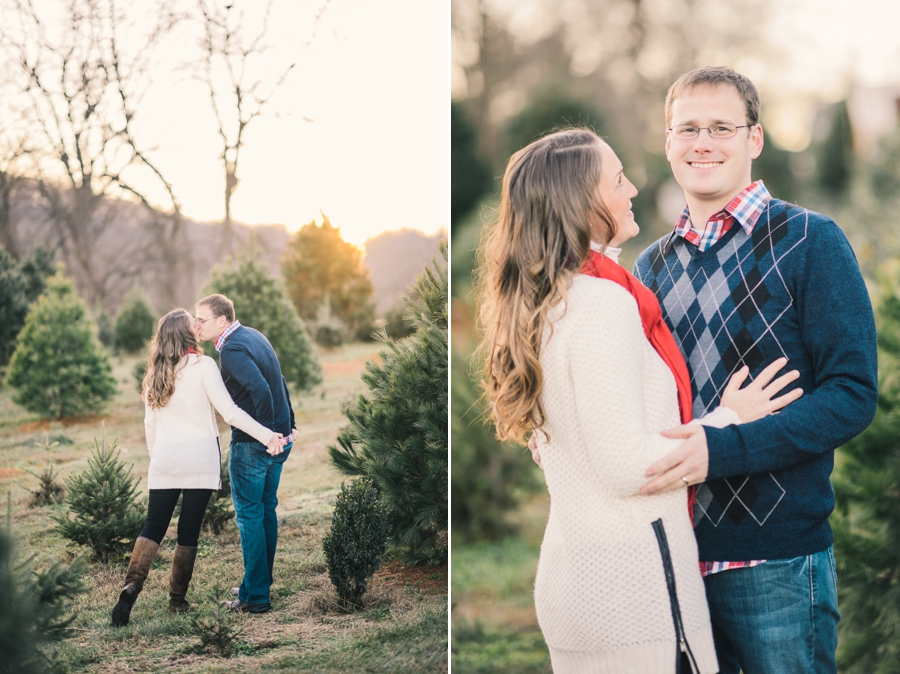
[749,124,764,160]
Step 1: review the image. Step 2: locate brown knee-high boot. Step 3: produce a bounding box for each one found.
[112,536,160,627]
[168,544,198,613]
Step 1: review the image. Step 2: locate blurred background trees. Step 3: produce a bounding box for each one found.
[282,214,377,343]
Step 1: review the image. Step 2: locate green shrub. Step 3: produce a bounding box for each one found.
[322,478,390,612]
[382,304,415,340]
[329,242,448,564]
[202,256,322,391]
[0,529,87,674]
[113,287,156,353]
[5,271,116,419]
[53,426,145,563]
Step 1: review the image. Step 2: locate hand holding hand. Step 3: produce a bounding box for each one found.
[266,433,285,456]
[641,425,708,495]
[721,358,803,423]
[527,433,543,471]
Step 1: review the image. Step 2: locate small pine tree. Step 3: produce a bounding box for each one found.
[0,245,55,368]
[832,265,900,672]
[113,287,156,353]
[53,426,145,563]
[21,434,66,507]
[329,242,448,564]
[202,256,322,391]
[322,478,390,612]
[5,271,117,419]
[0,529,87,674]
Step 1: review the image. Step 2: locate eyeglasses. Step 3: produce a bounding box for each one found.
[668,123,754,140]
[193,316,216,326]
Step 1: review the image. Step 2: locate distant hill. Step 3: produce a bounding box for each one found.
[364,228,446,313]
[2,180,445,319]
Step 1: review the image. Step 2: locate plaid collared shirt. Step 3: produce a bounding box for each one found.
[672,182,771,576]
[214,320,242,352]
[674,180,771,252]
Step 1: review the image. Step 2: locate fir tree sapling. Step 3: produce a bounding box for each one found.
[5,271,116,419]
[322,478,390,612]
[0,529,87,674]
[832,266,900,673]
[329,242,448,564]
[202,256,322,391]
[53,425,145,563]
[21,434,66,507]
[113,287,156,353]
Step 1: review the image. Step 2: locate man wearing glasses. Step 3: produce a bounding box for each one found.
[634,67,877,673]
[194,293,296,614]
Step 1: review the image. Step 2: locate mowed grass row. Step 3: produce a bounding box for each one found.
[0,343,448,673]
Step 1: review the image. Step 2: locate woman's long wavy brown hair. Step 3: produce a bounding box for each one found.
[142,309,203,410]
[475,128,617,444]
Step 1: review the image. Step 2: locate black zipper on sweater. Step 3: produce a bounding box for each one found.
[652,518,700,674]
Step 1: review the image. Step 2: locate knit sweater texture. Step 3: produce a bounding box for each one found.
[534,274,725,674]
[144,354,275,490]
[218,326,295,445]
[634,199,878,561]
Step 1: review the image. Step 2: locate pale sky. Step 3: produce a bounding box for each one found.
[10,0,449,247]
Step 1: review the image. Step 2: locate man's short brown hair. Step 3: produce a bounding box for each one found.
[665,66,760,128]
[196,294,235,322]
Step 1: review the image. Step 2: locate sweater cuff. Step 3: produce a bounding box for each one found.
[705,425,748,480]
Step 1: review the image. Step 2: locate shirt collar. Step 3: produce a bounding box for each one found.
[214,320,242,352]
[589,241,622,264]
[673,180,771,239]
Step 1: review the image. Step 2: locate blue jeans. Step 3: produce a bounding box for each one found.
[703,546,839,674]
[229,440,291,607]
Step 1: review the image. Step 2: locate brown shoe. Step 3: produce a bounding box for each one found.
[168,545,198,613]
[112,536,160,627]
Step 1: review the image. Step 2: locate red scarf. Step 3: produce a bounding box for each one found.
[580,249,697,516]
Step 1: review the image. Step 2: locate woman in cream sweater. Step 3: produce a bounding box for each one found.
[111,308,284,627]
[476,128,800,673]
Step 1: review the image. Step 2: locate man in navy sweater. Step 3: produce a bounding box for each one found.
[195,293,296,614]
[635,67,877,673]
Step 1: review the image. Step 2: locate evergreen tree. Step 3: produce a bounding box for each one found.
[53,427,145,563]
[0,530,87,674]
[451,102,493,233]
[329,242,448,564]
[202,256,322,391]
[833,267,900,673]
[113,286,156,353]
[817,100,853,196]
[5,271,116,419]
[0,245,55,368]
[505,88,605,157]
[451,349,543,542]
[281,214,376,341]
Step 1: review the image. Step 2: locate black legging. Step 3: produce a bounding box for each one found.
[139,489,213,547]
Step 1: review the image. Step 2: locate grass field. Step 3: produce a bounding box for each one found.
[0,342,448,673]
[450,495,552,674]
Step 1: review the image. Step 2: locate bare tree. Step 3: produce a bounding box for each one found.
[1,0,185,307]
[0,131,31,258]
[196,0,329,258]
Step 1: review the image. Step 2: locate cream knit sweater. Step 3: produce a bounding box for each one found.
[144,354,275,490]
[535,274,737,674]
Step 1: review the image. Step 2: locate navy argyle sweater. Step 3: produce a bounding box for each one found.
[634,199,877,561]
